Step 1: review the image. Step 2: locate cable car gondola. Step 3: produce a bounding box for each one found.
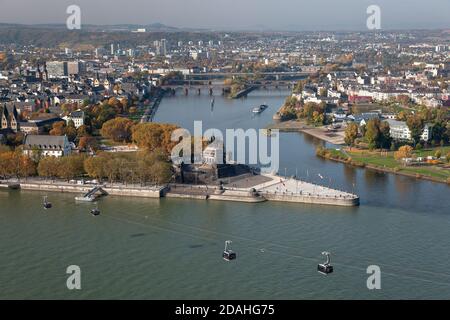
[91,204,100,216]
[43,196,52,209]
[318,251,333,275]
[223,240,236,261]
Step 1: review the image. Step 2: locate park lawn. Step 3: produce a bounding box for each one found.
[328,149,348,159]
[346,149,450,182]
[413,146,450,158]
[348,151,399,168]
[400,166,450,180]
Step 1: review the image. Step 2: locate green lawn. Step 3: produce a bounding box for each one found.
[413,146,450,158]
[339,149,450,183]
[347,151,398,168]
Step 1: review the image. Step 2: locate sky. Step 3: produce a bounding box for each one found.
[0,0,449,31]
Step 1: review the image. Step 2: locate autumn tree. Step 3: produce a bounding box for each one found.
[49,121,66,136]
[100,117,135,142]
[0,151,36,179]
[65,122,77,142]
[394,145,413,161]
[37,157,60,179]
[84,156,106,179]
[57,155,86,180]
[132,123,179,154]
[344,122,359,146]
[78,136,99,152]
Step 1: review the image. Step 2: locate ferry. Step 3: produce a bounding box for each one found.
[252,104,268,114]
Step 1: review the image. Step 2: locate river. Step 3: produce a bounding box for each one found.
[0,89,449,299]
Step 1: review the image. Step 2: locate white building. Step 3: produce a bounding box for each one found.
[386,119,432,142]
[23,135,72,157]
[63,110,85,128]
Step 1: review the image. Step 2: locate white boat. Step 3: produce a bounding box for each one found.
[75,195,96,202]
[252,104,268,114]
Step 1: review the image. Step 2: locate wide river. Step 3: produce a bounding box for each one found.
[1,89,449,299]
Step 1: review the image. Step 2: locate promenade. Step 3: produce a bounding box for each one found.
[1,173,360,207]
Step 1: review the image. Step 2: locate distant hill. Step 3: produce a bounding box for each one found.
[0,23,211,47]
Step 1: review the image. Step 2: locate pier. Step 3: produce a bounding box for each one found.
[75,186,108,202]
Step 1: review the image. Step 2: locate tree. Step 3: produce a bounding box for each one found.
[57,155,86,180]
[365,119,381,150]
[319,88,328,97]
[65,124,77,142]
[344,122,359,146]
[132,123,179,154]
[406,115,424,145]
[84,156,106,179]
[38,157,60,179]
[394,145,413,161]
[76,125,90,138]
[100,117,135,142]
[19,155,37,178]
[78,136,99,152]
[0,151,19,178]
[379,121,392,149]
[49,121,66,136]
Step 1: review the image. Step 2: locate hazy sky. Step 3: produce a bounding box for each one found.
[0,0,449,31]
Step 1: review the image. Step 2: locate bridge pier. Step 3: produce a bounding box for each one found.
[209,88,213,96]
[197,88,201,95]
[184,88,189,95]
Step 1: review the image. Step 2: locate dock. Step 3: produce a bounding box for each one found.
[75,186,108,202]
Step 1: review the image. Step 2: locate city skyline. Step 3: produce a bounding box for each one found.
[0,0,449,31]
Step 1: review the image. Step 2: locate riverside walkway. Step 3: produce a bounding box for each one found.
[1,174,360,207]
[251,174,360,207]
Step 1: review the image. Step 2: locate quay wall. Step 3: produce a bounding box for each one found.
[209,190,266,203]
[262,192,360,207]
[18,183,164,198]
[165,193,208,200]
[2,181,359,207]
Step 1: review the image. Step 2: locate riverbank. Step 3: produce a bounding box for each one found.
[316,147,450,185]
[266,120,345,145]
[1,173,360,207]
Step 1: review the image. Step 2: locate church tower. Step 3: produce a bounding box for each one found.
[1,105,10,129]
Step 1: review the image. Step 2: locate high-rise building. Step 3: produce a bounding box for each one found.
[161,39,167,56]
[110,44,115,55]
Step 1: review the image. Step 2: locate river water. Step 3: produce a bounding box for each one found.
[1,89,449,299]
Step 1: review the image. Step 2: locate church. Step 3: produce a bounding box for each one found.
[0,104,20,133]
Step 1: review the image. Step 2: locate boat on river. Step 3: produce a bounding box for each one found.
[252,104,268,114]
